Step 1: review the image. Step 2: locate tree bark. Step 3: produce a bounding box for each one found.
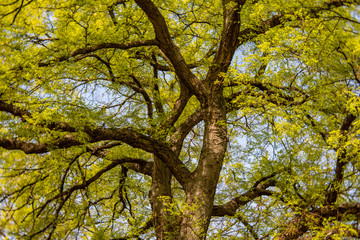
[178,91,228,239]
[149,157,174,240]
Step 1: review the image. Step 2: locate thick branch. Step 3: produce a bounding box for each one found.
[0,100,30,121]
[125,160,153,176]
[340,113,357,132]
[87,127,191,187]
[170,109,204,154]
[86,142,153,176]
[205,0,245,85]
[0,126,191,187]
[0,100,78,132]
[38,39,158,67]
[0,135,81,154]
[0,99,190,185]
[212,179,276,216]
[238,13,283,47]
[134,0,205,97]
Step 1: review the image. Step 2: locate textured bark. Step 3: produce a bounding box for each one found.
[178,94,228,239]
[149,157,174,240]
[173,1,244,236]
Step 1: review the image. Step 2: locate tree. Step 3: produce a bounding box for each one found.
[1,0,360,239]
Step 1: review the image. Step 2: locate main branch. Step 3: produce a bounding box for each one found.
[134,0,205,98]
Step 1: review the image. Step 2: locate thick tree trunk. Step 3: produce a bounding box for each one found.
[178,93,228,239]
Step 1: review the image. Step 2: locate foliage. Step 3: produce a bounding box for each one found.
[1,0,360,239]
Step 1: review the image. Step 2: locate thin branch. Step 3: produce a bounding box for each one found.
[35,157,147,217]
[11,0,24,24]
[159,82,191,136]
[107,0,127,26]
[0,0,34,23]
[238,214,259,240]
[129,75,154,119]
[237,0,356,48]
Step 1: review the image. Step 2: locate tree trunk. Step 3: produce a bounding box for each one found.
[178,92,228,239]
[150,157,174,239]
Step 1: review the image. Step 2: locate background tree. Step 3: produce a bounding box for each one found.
[1,0,360,239]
